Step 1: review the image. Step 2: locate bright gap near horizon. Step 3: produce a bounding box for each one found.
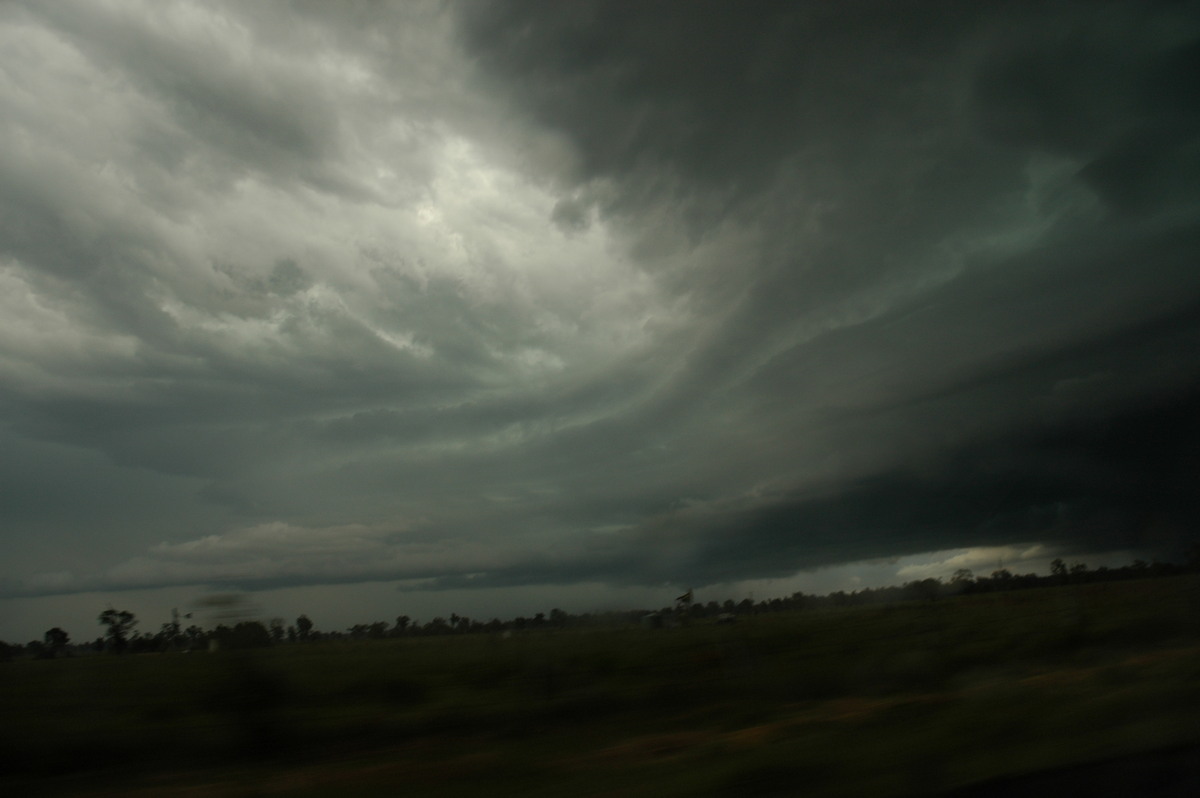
[0,542,1135,643]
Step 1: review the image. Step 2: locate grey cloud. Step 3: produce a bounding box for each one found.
[420,384,1200,594]
[266,259,310,297]
[449,1,1200,560]
[459,1,976,199]
[550,196,592,234]
[23,0,383,201]
[2,1,1199,619]
[972,14,1200,217]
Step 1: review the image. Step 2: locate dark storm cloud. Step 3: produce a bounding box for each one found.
[462,1,1200,213]
[420,382,1200,593]
[460,1,976,193]
[2,1,1199,612]
[710,386,1200,577]
[451,0,1200,567]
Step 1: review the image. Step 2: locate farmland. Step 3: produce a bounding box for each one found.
[4,575,1199,796]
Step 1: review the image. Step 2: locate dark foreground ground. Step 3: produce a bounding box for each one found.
[941,744,1200,798]
[4,576,1199,796]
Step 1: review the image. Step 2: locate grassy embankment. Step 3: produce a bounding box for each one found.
[3,575,1199,796]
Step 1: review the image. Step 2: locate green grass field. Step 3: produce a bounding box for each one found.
[4,576,1199,796]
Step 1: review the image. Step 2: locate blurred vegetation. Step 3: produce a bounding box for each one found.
[2,575,1199,796]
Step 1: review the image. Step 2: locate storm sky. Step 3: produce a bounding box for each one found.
[2,0,1199,641]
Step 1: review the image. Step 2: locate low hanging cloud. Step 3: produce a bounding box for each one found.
[1,1,1198,614]
[103,522,489,592]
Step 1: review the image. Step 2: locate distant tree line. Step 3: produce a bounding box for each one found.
[2,554,1197,661]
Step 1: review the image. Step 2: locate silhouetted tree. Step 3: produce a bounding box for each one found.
[1050,559,1068,579]
[43,627,69,658]
[268,618,285,644]
[296,614,313,642]
[394,615,410,635]
[99,608,137,653]
[157,608,191,650]
[906,578,941,602]
[184,625,205,649]
[129,631,158,654]
[156,623,177,650]
[214,621,272,650]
